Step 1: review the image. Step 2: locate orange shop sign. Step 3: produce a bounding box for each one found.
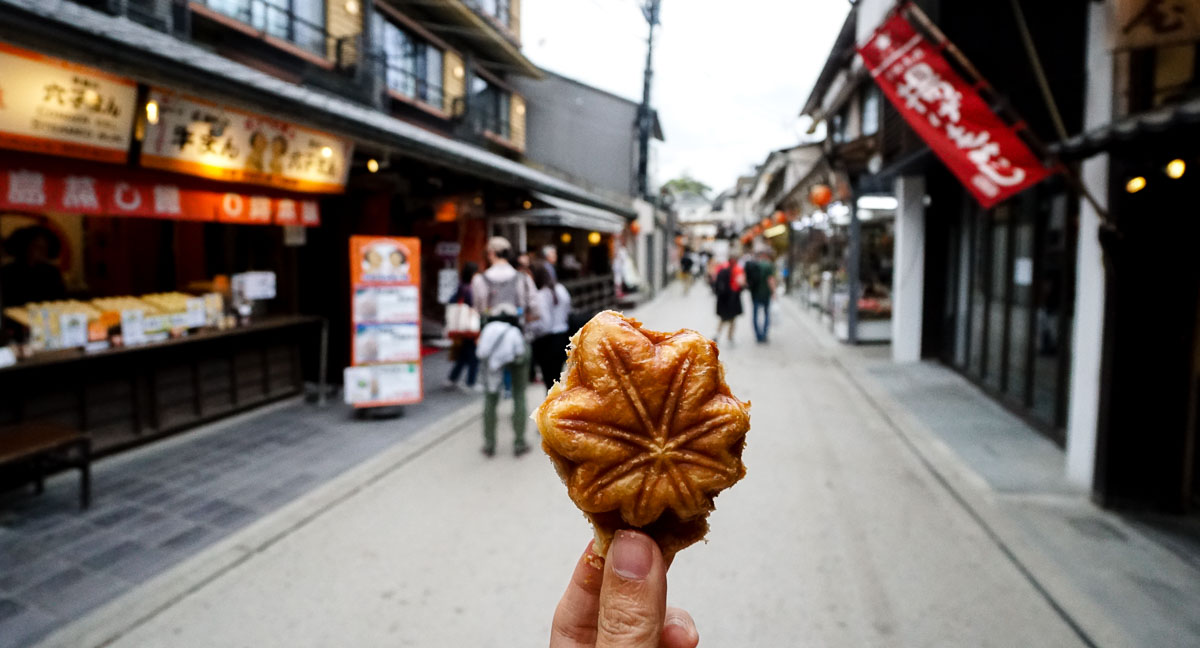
[140,88,352,194]
[0,41,138,163]
[0,165,320,226]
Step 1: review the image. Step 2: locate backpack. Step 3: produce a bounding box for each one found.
[713,265,733,298]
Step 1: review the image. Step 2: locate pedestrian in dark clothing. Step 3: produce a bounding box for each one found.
[746,252,777,343]
[712,258,745,344]
[446,262,481,390]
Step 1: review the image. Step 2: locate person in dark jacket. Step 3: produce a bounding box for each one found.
[445,262,481,391]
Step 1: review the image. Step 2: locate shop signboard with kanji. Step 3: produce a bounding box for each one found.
[1112,0,1200,49]
[345,236,424,408]
[140,89,353,194]
[858,11,1053,208]
[0,163,320,226]
[0,42,138,163]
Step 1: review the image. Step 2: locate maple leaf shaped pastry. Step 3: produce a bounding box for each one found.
[536,310,750,559]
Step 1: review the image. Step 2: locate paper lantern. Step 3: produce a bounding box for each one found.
[761,218,771,229]
[630,221,641,234]
[809,184,833,208]
[776,212,788,224]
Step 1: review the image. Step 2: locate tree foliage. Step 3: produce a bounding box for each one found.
[659,174,712,198]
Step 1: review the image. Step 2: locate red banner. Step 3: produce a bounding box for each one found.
[0,164,320,226]
[857,10,1053,208]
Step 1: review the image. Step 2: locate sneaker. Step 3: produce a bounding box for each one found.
[443,379,459,389]
[482,446,496,458]
[514,442,531,457]
[470,383,484,393]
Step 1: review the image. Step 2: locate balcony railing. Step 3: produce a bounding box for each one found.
[192,0,334,60]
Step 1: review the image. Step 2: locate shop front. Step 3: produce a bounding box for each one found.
[0,43,347,456]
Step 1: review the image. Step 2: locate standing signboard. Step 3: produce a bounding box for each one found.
[858,9,1053,208]
[0,42,138,163]
[344,236,423,408]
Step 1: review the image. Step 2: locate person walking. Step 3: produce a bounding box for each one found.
[746,251,778,343]
[680,250,696,295]
[445,262,481,390]
[529,263,572,391]
[472,237,540,457]
[712,255,745,345]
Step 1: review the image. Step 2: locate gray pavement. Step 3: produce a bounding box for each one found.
[0,352,481,648]
[34,285,1149,648]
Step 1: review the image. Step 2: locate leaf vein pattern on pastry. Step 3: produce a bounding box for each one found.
[553,332,744,522]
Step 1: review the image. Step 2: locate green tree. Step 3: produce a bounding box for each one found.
[659,173,712,198]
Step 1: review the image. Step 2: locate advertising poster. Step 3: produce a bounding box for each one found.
[345,236,423,408]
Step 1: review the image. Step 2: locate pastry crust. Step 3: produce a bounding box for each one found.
[536,311,750,559]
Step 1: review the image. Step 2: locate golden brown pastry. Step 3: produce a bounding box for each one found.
[536,311,750,559]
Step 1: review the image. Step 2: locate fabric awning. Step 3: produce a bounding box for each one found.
[1053,96,1200,159]
[514,191,630,233]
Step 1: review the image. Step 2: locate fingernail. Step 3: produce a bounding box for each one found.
[610,530,653,581]
[664,613,690,630]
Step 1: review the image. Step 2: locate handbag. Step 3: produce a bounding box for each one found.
[445,301,481,339]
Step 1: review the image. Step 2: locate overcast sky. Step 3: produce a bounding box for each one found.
[521,0,850,194]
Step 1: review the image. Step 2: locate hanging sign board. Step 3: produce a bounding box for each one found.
[0,42,138,163]
[141,88,352,193]
[345,236,423,408]
[858,10,1053,208]
[1111,0,1200,50]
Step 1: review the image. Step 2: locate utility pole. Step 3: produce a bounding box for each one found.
[636,0,661,200]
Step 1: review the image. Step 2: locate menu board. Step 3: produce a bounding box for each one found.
[141,88,352,194]
[344,236,423,408]
[0,42,138,163]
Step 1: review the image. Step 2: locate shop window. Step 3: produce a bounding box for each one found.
[1006,202,1035,404]
[201,0,328,56]
[985,205,1011,394]
[861,87,880,138]
[967,207,987,380]
[471,76,511,139]
[377,18,445,108]
[1031,191,1072,428]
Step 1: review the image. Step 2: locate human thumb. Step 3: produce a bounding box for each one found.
[595,530,668,648]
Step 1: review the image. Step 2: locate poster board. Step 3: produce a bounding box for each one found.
[344,236,423,408]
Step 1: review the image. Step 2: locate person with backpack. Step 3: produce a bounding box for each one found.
[745,251,778,343]
[472,237,541,457]
[711,254,745,345]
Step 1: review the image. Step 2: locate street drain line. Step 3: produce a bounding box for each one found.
[832,359,1100,648]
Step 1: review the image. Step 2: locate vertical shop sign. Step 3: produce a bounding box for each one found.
[1112,0,1200,49]
[0,42,138,162]
[858,10,1053,208]
[345,236,423,408]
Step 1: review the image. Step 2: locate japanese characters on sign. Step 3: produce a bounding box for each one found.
[0,42,138,163]
[1112,0,1200,50]
[141,89,353,193]
[0,165,321,226]
[346,236,424,408]
[857,11,1053,208]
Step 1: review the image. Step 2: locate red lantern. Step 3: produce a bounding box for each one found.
[760,218,771,229]
[776,212,788,224]
[809,184,833,208]
[630,221,641,235]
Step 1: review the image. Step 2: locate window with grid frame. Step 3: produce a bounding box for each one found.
[376,18,445,108]
[471,76,511,139]
[203,0,327,56]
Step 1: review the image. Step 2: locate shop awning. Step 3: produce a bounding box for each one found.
[496,191,629,233]
[1053,96,1200,159]
[0,0,636,219]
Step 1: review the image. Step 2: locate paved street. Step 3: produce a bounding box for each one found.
[30,286,1131,648]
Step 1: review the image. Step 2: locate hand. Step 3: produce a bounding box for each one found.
[550,530,699,648]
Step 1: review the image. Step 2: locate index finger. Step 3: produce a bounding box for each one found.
[550,540,606,647]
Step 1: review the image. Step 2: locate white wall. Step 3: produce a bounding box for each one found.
[1065,4,1113,487]
[892,175,926,362]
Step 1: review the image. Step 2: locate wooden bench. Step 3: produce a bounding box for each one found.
[0,423,91,510]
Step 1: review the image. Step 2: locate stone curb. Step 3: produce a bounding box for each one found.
[32,403,484,648]
[779,297,1131,648]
